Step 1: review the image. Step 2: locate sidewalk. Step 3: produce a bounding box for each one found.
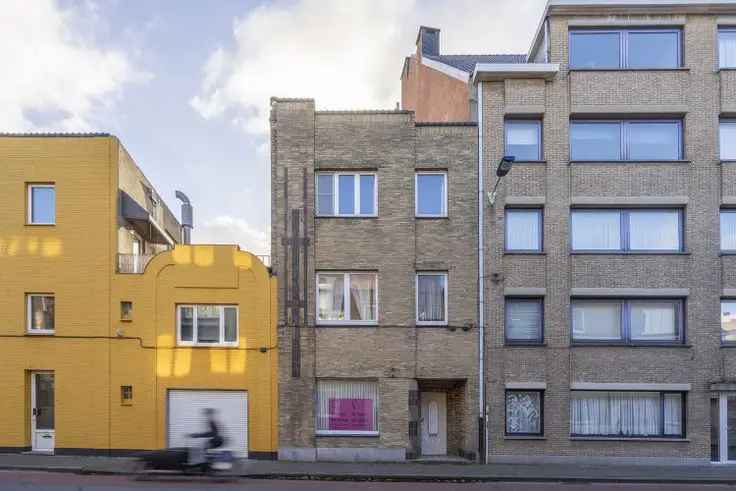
[2,453,736,483]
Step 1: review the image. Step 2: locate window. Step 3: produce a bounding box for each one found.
[572,299,683,344]
[721,120,736,160]
[121,385,133,405]
[415,172,447,217]
[570,209,682,252]
[721,210,736,252]
[316,380,379,435]
[177,305,238,346]
[27,294,55,334]
[416,273,447,325]
[506,390,543,436]
[719,28,736,68]
[317,272,377,324]
[571,391,685,438]
[120,301,133,321]
[505,298,543,344]
[570,120,682,161]
[505,120,542,161]
[315,173,376,217]
[28,184,55,225]
[569,29,681,69]
[505,208,543,252]
[722,300,736,344]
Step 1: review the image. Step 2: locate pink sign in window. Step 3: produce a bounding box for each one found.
[328,398,374,431]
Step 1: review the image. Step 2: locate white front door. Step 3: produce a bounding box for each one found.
[420,392,447,456]
[714,393,736,463]
[31,372,55,453]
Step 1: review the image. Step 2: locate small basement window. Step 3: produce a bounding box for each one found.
[121,301,133,321]
[121,385,133,405]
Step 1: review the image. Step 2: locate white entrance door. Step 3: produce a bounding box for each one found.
[31,372,55,453]
[167,390,248,458]
[420,392,447,456]
[714,393,736,463]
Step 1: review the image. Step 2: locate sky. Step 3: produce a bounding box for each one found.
[2,0,545,254]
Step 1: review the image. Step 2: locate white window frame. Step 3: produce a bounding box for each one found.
[176,304,239,347]
[415,171,448,218]
[26,294,55,335]
[720,120,736,161]
[315,379,380,436]
[719,27,736,69]
[415,272,448,326]
[316,272,378,325]
[27,184,56,225]
[569,28,682,69]
[315,172,378,217]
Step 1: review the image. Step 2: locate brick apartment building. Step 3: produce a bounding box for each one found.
[272,0,736,465]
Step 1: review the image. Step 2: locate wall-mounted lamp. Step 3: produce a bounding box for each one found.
[487,156,515,206]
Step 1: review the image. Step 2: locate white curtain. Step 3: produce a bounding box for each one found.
[571,211,621,250]
[318,274,345,321]
[664,393,683,436]
[506,210,541,250]
[629,301,677,340]
[417,274,446,322]
[721,123,736,160]
[506,391,541,434]
[629,211,679,250]
[316,380,378,433]
[349,274,376,321]
[627,122,680,160]
[572,301,621,340]
[506,299,542,341]
[720,31,736,68]
[571,391,664,436]
[722,212,736,251]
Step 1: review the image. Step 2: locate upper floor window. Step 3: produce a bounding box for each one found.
[719,28,736,68]
[317,272,377,325]
[570,120,682,161]
[505,120,542,161]
[569,28,681,69]
[316,172,376,217]
[721,299,736,344]
[721,210,736,252]
[27,294,55,334]
[177,305,238,346]
[416,272,447,325]
[415,172,447,217]
[571,209,682,252]
[505,297,544,344]
[721,120,736,160]
[28,184,55,225]
[506,208,543,252]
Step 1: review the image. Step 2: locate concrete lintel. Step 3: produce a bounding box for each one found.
[571,288,689,297]
[571,104,688,116]
[722,196,736,206]
[711,383,736,392]
[723,289,736,297]
[505,287,546,297]
[568,16,686,26]
[505,104,545,116]
[506,381,547,390]
[505,196,546,206]
[571,196,688,206]
[473,63,559,83]
[571,382,691,392]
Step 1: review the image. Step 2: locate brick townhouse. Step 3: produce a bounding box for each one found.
[272,0,736,464]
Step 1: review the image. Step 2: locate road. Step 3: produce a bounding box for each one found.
[1,471,735,491]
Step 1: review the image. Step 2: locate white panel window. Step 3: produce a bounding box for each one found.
[506,209,543,251]
[317,272,377,324]
[570,120,682,161]
[506,390,543,435]
[719,28,736,68]
[570,210,622,251]
[505,298,543,344]
[416,273,447,325]
[415,172,447,217]
[315,173,377,217]
[721,210,736,251]
[28,184,56,225]
[569,28,681,69]
[505,120,542,161]
[316,380,379,435]
[571,209,682,252]
[721,121,736,161]
[721,300,736,344]
[177,305,238,346]
[572,300,622,341]
[27,294,55,334]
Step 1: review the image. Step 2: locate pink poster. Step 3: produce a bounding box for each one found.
[328,398,373,431]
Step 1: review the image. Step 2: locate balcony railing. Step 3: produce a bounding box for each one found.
[117,254,154,274]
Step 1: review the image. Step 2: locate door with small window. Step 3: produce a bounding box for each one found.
[31,372,55,452]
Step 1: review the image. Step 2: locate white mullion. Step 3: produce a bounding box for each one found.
[354,174,360,216]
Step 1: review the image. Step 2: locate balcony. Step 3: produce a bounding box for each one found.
[117,253,154,274]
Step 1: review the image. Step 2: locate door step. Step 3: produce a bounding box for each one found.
[413,455,472,464]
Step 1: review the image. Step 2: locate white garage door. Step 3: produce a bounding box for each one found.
[168,390,248,458]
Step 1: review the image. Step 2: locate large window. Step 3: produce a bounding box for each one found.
[506,390,543,436]
[416,273,447,325]
[505,120,542,161]
[571,209,682,252]
[28,184,56,225]
[27,294,55,334]
[316,380,379,435]
[415,172,447,217]
[721,121,736,160]
[569,28,681,69]
[316,173,377,217]
[570,120,682,161]
[505,298,543,344]
[721,210,736,252]
[571,391,685,438]
[317,272,377,324]
[722,300,736,344]
[177,305,238,346]
[506,208,543,252]
[719,28,736,68]
[572,299,683,344]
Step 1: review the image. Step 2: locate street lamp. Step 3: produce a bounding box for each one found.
[487,155,515,205]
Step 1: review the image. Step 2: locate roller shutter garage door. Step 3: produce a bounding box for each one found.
[167,390,248,458]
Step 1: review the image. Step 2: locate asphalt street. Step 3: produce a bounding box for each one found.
[2,471,736,491]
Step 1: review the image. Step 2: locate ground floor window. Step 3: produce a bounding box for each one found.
[316,380,379,436]
[570,391,684,438]
[505,390,543,436]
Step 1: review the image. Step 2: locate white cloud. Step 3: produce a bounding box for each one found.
[0,0,145,131]
[196,215,269,255]
[191,0,545,135]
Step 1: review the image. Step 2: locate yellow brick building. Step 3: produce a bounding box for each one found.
[0,134,278,458]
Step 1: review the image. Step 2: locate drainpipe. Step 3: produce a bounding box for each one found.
[476,81,486,464]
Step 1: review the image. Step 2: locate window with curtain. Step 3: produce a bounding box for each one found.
[505,120,542,161]
[505,298,543,343]
[572,299,682,344]
[570,391,684,438]
[316,380,379,435]
[27,294,55,333]
[721,300,736,344]
[721,121,736,160]
[571,209,681,252]
[506,208,542,251]
[570,120,682,161]
[315,173,377,217]
[569,28,681,69]
[177,305,238,346]
[416,273,447,324]
[721,211,736,251]
[719,28,736,68]
[317,272,377,324]
[506,390,543,435]
[28,184,56,225]
[415,173,447,217]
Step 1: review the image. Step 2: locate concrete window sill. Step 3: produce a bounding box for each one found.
[570,437,689,442]
[510,160,547,164]
[570,251,690,256]
[569,67,690,72]
[569,160,691,165]
[504,251,546,256]
[572,344,692,348]
[504,435,547,440]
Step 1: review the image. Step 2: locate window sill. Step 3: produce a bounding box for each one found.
[316,216,378,219]
[569,67,689,72]
[721,160,736,164]
[572,343,691,348]
[504,435,546,440]
[316,323,379,328]
[570,251,690,256]
[25,223,56,227]
[416,322,448,327]
[504,342,547,348]
[504,251,546,255]
[720,252,736,256]
[511,160,547,164]
[569,160,690,165]
[415,215,449,220]
[120,318,133,323]
[26,331,55,336]
[316,433,379,438]
[570,437,689,442]
[176,344,240,348]
[720,344,736,348]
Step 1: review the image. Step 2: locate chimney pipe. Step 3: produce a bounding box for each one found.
[175,190,193,245]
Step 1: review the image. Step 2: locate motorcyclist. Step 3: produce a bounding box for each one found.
[188,407,225,464]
